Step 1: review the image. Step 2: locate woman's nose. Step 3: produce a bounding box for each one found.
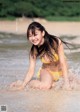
[32,36,35,40]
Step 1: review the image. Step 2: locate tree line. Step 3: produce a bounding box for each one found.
[0,0,80,19]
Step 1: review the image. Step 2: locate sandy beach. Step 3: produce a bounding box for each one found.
[0,89,80,112]
[0,18,80,37]
[0,18,80,112]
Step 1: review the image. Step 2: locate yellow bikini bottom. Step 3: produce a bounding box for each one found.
[37,68,62,81]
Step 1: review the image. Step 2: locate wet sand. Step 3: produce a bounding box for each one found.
[0,89,80,112]
[0,18,80,112]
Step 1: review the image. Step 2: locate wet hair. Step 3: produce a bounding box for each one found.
[27,21,68,61]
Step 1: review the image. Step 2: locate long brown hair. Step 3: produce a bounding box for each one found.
[27,22,68,61]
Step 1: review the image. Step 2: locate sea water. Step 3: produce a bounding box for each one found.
[0,33,80,89]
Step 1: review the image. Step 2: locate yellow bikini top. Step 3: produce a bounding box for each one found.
[41,52,59,64]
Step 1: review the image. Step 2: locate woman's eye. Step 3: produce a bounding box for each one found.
[29,35,32,37]
[34,34,38,36]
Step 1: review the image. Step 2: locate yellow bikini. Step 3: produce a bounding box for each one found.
[37,52,62,81]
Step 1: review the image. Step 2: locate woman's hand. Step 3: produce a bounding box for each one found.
[9,80,25,91]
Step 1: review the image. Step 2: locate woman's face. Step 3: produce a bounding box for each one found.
[28,29,45,46]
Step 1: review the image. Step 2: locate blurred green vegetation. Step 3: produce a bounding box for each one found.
[0,0,80,21]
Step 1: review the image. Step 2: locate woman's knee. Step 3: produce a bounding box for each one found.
[29,80,52,90]
[40,82,52,90]
[45,84,52,89]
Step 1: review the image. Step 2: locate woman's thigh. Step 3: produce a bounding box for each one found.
[40,69,53,86]
[29,69,53,89]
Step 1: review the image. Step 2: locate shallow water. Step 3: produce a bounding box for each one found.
[0,33,80,112]
[0,33,80,89]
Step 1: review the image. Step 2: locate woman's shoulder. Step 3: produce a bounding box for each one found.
[56,37,62,46]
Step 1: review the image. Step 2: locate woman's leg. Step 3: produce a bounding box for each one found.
[29,69,53,90]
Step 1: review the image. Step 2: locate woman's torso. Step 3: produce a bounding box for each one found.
[40,51,62,72]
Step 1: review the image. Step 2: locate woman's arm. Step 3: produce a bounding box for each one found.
[58,39,70,89]
[22,54,36,88]
[10,54,36,90]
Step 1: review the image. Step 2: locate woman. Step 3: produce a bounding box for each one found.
[10,21,70,90]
